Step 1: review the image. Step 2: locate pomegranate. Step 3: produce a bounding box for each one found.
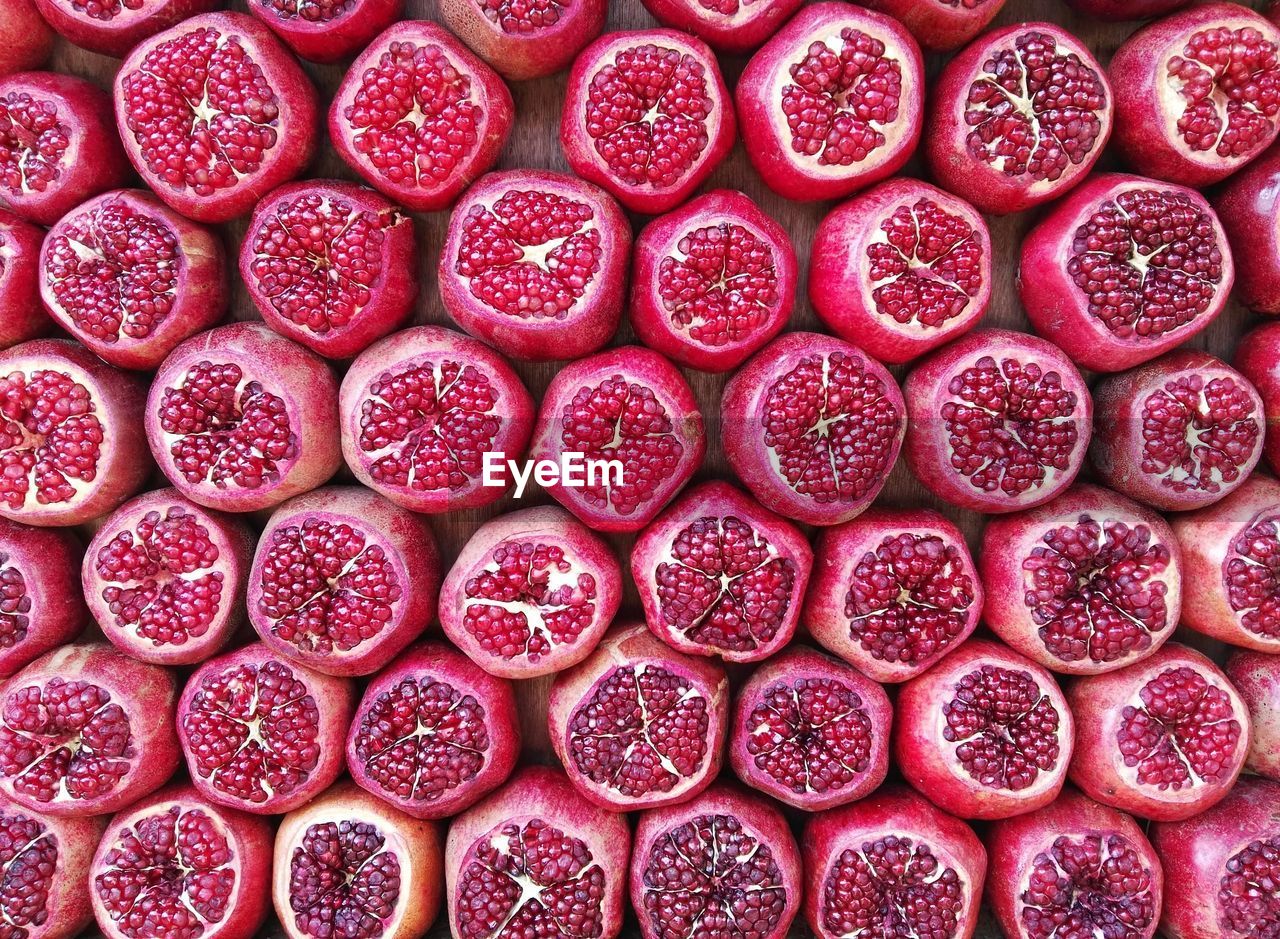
[894,638,1074,820]
[346,641,520,820]
[0,0,53,76]
[83,488,253,667]
[0,73,127,226]
[805,507,981,684]
[439,169,630,363]
[32,0,218,56]
[1019,173,1233,373]
[925,23,1111,215]
[177,642,354,816]
[630,782,802,939]
[440,0,607,81]
[721,331,905,527]
[560,28,736,215]
[802,785,986,939]
[547,621,729,811]
[114,12,320,224]
[629,189,797,373]
[1225,650,1280,781]
[1110,3,1280,187]
[986,789,1163,939]
[241,180,417,361]
[0,210,50,349]
[246,0,399,62]
[439,505,622,679]
[0,338,148,527]
[0,642,178,817]
[0,795,103,939]
[631,480,812,663]
[980,483,1182,676]
[1150,775,1280,939]
[39,189,228,371]
[810,178,991,365]
[146,322,341,514]
[640,0,802,52]
[736,2,924,202]
[1235,321,1280,473]
[1064,0,1189,20]
[858,0,1004,51]
[728,645,892,810]
[339,325,535,514]
[90,784,271,939]
[445,765,629,939]
[529,345,705,533]
[1213,143,1280,314]
[1091,350,1263,512]
[329,20,513,213]
[0,519,83,679]
[274,781,442,939]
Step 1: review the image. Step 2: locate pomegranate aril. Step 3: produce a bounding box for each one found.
[0,795,103,939]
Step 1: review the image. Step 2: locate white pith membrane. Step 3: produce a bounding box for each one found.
[1224,506,1280,646]
[0,808,53,934]
[0,87,75,198]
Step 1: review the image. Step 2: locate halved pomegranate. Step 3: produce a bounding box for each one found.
[630,189,797,373]
[630,782,802,939]
[339,325,535,514]
[0,210,50,349]
[736,2,923,202]
[1235,321,1280,473]
[1214,144,1280,314]
[114,12,319,224]
[178,642,355,816]
[241,180,418,360]
[274,781,442,939]
[439,169,630,363]
[859,0,1005,51]
[1019,173,1233,373]
[441,0,607,80]
[561,28,736,214]
[445,765,629,939]
[1226,650,1280,782]
[91,784,272,939]
[802,785,986,939]
[548,621,729,811]
[640,0,804,52]
[729,645,891,811]
[32,0,218,56]
[146,322,341,514]
[246,0,400,62]
[0,519,83,680]
[632,480,812,663]
[439,505,622,679]
[329,20,514,213]
[0,0,52,77]
[0,795,102,939]
[83,488,253,667]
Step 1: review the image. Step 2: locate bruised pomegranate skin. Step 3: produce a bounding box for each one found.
[0,794,103,939]
[729,645,891,811]
[722,331,905,527]
[114,12,320,224]
[247,0,400,63]
[630,782,803,939]
[329,20,514,213]
[340,325,535,515]
[1213,144,1280,314]
[346,641,520,820]
[737,2,924,202]
[0,0,52,77]
[986,789,1163,939]
[0,520,83,680]
[439,169,630,363]
[445,765,629,939]
[33,0,218,56]
[0,210,51,349]
[802,785,987,939]
[275,781,443,939]
[441,0,607,81]
[440,505,622,679]
[859,0,1004,51]
[1235,321,1280,474]
[177,642,355,816]
[630,189,796,374]
[548,621,729,811]
[91,784,272,939]
[640,0,803,53]
[1225,650,1280,782]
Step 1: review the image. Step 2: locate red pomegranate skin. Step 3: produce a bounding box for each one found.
[0,209,51,349]
[639,0,805,53]
[1213,142,1280,314]
[246,0,401,63]
[0,0,53,76]
[33,0,218,57]
[860,0,1005,49]
[0,519,84,679]
[1064,0,1189,20]
[441,0,607,80]
[1225,650,1280,782]
[1235,321,1280,474]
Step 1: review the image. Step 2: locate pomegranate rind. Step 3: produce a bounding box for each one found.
[346,641,520,820]
[0,793,103,939]
[0,519,83,680]
[631,479,812,663]
[561,28,737,215]
[439,169,630,363]
[728,645,891,810]
[440,0,607,81]
[0,0,53,76]
[1226,651,1280,781]
[1215,144,1280,315]
[32,0,219,56]
[439,505,623,679]
[247,0,400,62]
[737,2,924,202]
[640,0,805,53]
[630,189,797,373]
[1235,321,1280,474]
[1063,0,1189,20]
[858,0,1005,51]
[0,210,52,349]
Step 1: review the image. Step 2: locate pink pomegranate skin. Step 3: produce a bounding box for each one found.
[441,0,607,80]
[1064,0,1189,20]
[722,331,905,527]
[630,189,797,373]
[446,765,629,939]
[33,0,218,56]
[0,0,52,76]
[0,519,83,679]
[895,638,1074,820]
[548,621,730,811]
[640,0,803,52]
[1067,642,1250,822]
[1213,144,1280,314]
[802,785,987,939]
[986,789,1164,939]
[439,505,622,679]
[0,210,50,348]
[247,0,400,62]
[0,794,103,939]
[1225,650,1280,781]
[439,169,630,363]
[729,645,891,811]
[859,0,1004,50]
[630,782,803,939]
[1235,321,1280,474]
[346,641,520,820]
[737,2,924,203]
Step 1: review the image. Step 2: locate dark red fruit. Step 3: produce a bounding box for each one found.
[0,0,53,77]
[860,0,1005,50]
[639,0,805,53]
[441,0,607,80]
[1235,320,1280,474]
[1213,143,1280,314]
[0,519,82,680]
[0,210,50,349]
[246,0,400,62]
[1225,650,1280,782]
[0,794,102,939]
[33,0,218,56]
